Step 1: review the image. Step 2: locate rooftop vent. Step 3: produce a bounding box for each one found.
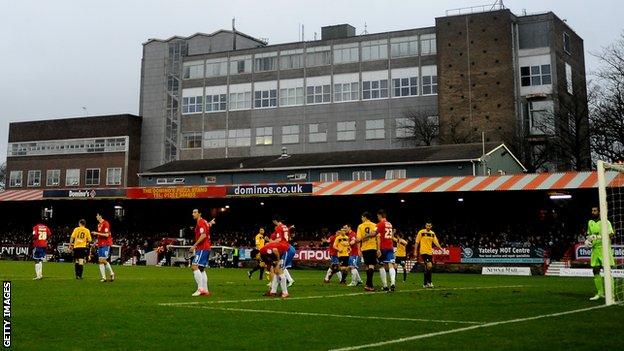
[321,24,356,40]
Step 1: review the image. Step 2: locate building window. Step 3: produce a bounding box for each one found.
[306,46,331,67]
[334,82,359,102]
[106,168,122,186]
[254,52,277,72]
[65,169,80,186]
[362,39,388,61]
[333,43,359,64]
[203,130,227,148]
[229,56,252,74]
[563,32,571,54]
[205,58,228,77]
[9,171,22,187]
[227,129,251,147]
[420,34,436,55]
[395,118,415,138]
[565,63,573,94]
[306,84,331,104]
[421,75,438,95]
[337,121,356,141]
[279,49,304,70]
[182,132,202,148]
[254,89,277,108]
[319,172,339,182]
[183,61,204,79]
[362,79,388,100]
[205,94,227,112]
[85,168,100,186]
[390,36,418,58]
[182,96,203,114]
[27,170,41,187]
[255,127,273,146]
[352,171,372,181]
[366,119,385,140]
[282,125,300,144]
[529,100,554,135]
[46,170,60,186]
[9,137,127,157]
[308,123,327,143]
[392,77,418,97]
[520,65,552,86]
[279,87,304,106]
[229,91,252,110]
[385,169,406,180]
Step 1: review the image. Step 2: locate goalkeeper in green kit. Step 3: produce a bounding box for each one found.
[586,206,615,301]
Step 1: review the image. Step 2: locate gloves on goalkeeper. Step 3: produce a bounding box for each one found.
[584,234,597,248]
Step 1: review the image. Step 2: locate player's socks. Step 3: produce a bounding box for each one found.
[340,270,347,284]
[99,264,106,280]
[259,267,265,280]
[279,274,288,294]
[283,269,293,284]
[270,274,279,294]
[105,262,114,276]
[350,268,360,284]
[379,268,387,287]
[337,271,342,282]
[193,270,203,290]
[74,263,79,277]
[35,262,42,278]
[325,268,332,280]
[594,275,604,296]
[402,264,407,281]
[201,271,208,292]
[389,267,396,286]
[78,264,84,278]
[366,268,374,287]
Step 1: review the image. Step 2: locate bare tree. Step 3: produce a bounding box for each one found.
[397,108,439,146]
[0,162,5,190]
[590,32,624,163]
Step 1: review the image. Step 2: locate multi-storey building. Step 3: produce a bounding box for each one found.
[6,114,142,189]
[135,6,588,173]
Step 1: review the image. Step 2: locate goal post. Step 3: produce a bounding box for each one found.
[597,160,624,306]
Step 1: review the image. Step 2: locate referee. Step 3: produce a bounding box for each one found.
[70,219,92,279]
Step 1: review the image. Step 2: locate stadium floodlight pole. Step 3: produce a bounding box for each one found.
[597,160,614,306]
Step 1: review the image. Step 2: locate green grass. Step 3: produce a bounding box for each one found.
[1,261,622,351]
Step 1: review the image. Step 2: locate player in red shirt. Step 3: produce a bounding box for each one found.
[190,209,215,297]
[32,221,51,280]
[376,209,396,292]
[270,216,296,287]
[259,241,289,298]
[323,232,342,283]
[92,213,115,282]
[345,224,363,286]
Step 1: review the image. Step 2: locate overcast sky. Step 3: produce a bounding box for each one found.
[1,0,622,160]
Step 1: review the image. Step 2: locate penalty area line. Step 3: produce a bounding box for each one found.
[173,306,483,325]
[158,284,527,306]
[328,304,614,351]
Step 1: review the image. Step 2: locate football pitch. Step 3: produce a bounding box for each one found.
[2,261,622,350]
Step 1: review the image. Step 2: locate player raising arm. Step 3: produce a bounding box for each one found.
[92,213,115,282]
[70,219,92,280]
[414,222,442,288]
[356,212,378,292]
[32,221,51,280]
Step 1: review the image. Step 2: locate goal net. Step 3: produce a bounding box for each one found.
[597,161,624,305]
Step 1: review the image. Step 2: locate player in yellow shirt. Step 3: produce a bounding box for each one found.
[356,212,379,291]
[415,222,442,288]
[393,232,409,282]
[69,219,92,280]
[333,229,351,285]
[248,228,268,280]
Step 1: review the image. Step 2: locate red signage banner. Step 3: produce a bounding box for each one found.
[295,247,461,263]
[126,186,226,199]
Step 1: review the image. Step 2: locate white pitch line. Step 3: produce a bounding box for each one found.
[175,306,482,325]
[158,285,526,306]
[328,304,616,351]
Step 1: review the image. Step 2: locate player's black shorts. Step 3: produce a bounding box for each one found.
[362,249,377,266]
[396,256,406,265]
[339,256,349,267]
[421,254,433,264]
[73,248,88,260]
